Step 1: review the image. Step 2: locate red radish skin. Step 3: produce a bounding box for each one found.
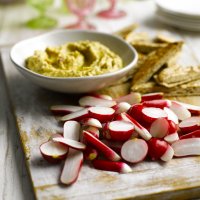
[164,107,179,125]
[83,131,121,161]
[167,120,178,135]
[121,138,148,163]
[81,118,102,128]
[84,126,100,139]
[172,138,200,157]
[115,102,131,114]
[180,130,200,140]
[52,137,86,150]
[164,132,179,144]
[179,116,200,134]
[142,99,171,109]
[160,145,174,162]
[92,160,132,173]
[101,140,123,154]
[84,146,98,160]
[103,120,134,141]
[115,92,141,105]
[50,105,83,115]
[79,96,116,107]
[170,101,191,121]
[88,107,115,123]
[40,140,68,163]
[60,108,89,122]
[63,121,81,140]
[141,92,164,102]
[127,104,144,123]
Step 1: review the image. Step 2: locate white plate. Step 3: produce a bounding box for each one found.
[10,30,138,93]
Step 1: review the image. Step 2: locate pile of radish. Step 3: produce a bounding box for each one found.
[40,92,200,185]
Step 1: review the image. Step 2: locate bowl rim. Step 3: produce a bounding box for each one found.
[10,30,138,80]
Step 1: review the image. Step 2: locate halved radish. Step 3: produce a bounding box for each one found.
[83,126,100,138]
[101,140,123,154]
[115,92,141,104]
[52,137,86,150]
[179,116,200,134]
[164,132,179,144]
[89,93,113,100]
[142,99,171,109]
[180,130,200,140]
[49,133,63,140]
[127,104,144,123]
[172,138,200,157]
[40,140,68,163]
[92,160,132,173]
[141,107,168,123]
[164,107,179,125]
[121,138,148,163]
[60,108,89,122]
[115,102,131,114]
[84,146,98,161]
[170,101,191,121]
[79,96,116,107]
[160,145,174,162]
[83,131,121,161]
[63,121,81,140]
[60,149,83,185]
[141,92,164,102]
[103,120,134,141]
[81,118,102,128]
[88,107,115,123]
[50,105,83,115]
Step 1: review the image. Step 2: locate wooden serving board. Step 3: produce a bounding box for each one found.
[2,48,200,200]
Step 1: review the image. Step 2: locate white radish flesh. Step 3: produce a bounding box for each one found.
[81,118,102,128]
[164,107,179,125]
[115,102,131,114]
[172,138,200,157]
[84,126,100,138]
[50,105,83,115]
[160,145,174,162]
[115,92,141,104]
[63,121,81,140]
[142,99,171,109]
[121,139,148,163]
[164,132,179,144]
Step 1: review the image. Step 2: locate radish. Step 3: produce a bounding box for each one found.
[40,140,68,163]
[160,145,174,162]
[164,132,179,144]
[141,107,168,123]
[63,121,81,139]
[88,107,115,123]
[60,149,83,185]
[92,160,132,173]
[83,131,121,161]
[164,107,179,125]
[141,92,164,102]
[81,118,102,128]
[79,96,116,107]
[52,137,86,150]
[103,120,134,141]
[172,138,200,157]
[83,126,100,138]
[180,130,200,140]
[89,93,113,100]
[115,92,141,104]
[115,102,131,114]
[127,104,144,123]
[121,138,148,163]
[84,146,98,160]
[142,99,171,109]
[101,140,123,153]
[170,101,191,121]
[50,105,83,115]
[49,133,63,140]
[60,108,89,122]
[179,116,200,134]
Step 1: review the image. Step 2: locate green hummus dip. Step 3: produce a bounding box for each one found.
[26,41,123,77]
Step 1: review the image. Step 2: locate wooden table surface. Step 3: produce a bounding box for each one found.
[1,1,200,200]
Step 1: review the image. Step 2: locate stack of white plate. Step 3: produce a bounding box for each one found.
[155,0,200,31]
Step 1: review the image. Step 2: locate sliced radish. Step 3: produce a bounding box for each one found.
[160,145,174,162]
[88,107,115,123]
[121,138,148,163]
[141,92,164,102]
[142,99,171,109]
[115,102,131,114]
[79,96,116,107]
[60,149,83,185]
[150,118,169,138]
[50,105,83,115]
[81,118,102,128]
[60,108,89,122]
[172,138,200,157]
[52,137,86,150]
[164,107,179,125]
[115,92,141,105]
[63,121,81,140]
[170,101,191,121]
[49,133,63,140]
[180,130,200,140]
[92,160,132,173]
[101,140,123,154]
[103,120,134,141]
[83,131,121,161]
[179,116,200,134]
[164,132,179,144]
[84,146,98,160]
[40,140,68,163]
[141,107,168,123]
[83,126,100,138]
[127,104,144,123]
[89,93,113,100]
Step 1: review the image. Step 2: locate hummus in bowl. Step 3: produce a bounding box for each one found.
[10,30,138,93]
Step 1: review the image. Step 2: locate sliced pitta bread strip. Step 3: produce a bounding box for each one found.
[154,33,178,43]
[125,32,150,43]
[114,24,138,38]
[131,42,183,88]
[155,65,200,88]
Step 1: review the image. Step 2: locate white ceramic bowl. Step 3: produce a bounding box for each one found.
[10,30,138,93]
